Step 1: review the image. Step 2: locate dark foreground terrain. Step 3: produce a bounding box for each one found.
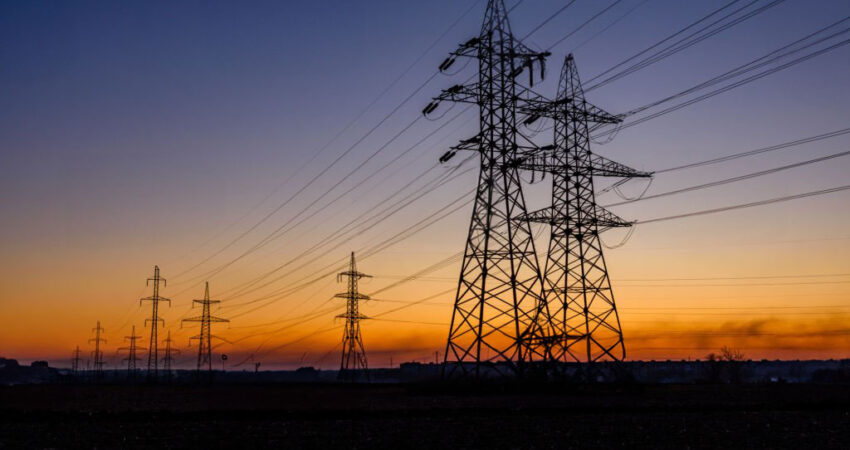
[0,383,848,449]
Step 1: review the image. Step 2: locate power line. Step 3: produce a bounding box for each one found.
[606,149,850,207]
[637,184,850,225]
[606,36,850,134]
[547,0,626,51]
[657,126,850,173]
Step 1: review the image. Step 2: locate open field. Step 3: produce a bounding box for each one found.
[0,383,848,449]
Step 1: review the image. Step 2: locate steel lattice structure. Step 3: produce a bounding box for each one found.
[88,321,106,379]
[141,265,170,379]
[71,345,82,375]
[162,329,180,380]
[426,0,552,378]
[118,325,145,378]
[335,252,371,382]
[183,282,229,376]
[521,55,651,364]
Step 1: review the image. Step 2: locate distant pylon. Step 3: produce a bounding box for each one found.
[335,252,371,382]
[521,55,652,365]
[182,282,229,377]
[162,330,180,380]
[118,325,146,378]
[88,321,106,379]
[71,346,82,375]
[141,265,170,379]
[425,0,551,378]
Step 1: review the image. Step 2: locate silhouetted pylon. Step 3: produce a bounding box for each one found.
[182,282,229,377]
[118,325,146,379]
[141,265,170,379]
[88,321,106,379]
[71,346,82,375]
[519,55,652,366]
[335,252,371,382]
[161,330,180,380]
[426,0,551,378]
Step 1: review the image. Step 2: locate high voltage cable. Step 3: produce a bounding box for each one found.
[168,0,542,285]
[598,125,850,196]
[169,2,485,282]
[546,0,626,51]
[218,187,475,313]
[217,157,472,297]
[173,106,474,298]
[568,0,653,53]
[595,19,850,139]
[217,162,476,304]
[172,113,428,290]
[622,19,850,117]
[588,0,745,86]
[607,37,850,134]
[622,273,850,282]
[171,3,557,295]
[166,2,484,269]
[637,184,850,225]
[606,149,850,207]
[213,116,479,299]
[657,126,850,173]
[519,0,578,40]
[585,0,788,92]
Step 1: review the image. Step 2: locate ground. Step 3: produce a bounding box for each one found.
[0,383,847,449]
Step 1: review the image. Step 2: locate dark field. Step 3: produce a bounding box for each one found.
[1,383,848,449]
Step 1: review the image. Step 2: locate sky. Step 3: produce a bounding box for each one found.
[1,0,849,370]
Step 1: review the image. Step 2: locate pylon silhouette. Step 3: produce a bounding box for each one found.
[426,0,551,378]
[182,282,229,379]
[88,321,106,379]
[162,330,180,380]
[141,265,170,380]
[335,252,371,382]
[118,325,146,379]
[521,55,651,367]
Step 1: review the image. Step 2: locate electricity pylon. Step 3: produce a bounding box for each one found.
[162,330,180,380]
[118,325,145,379]
[335,252,371,382]
[425,0,551,378]
[71,346,82,375]
[88,321,106,379]
[141,265,170,379]
[520,55,651,365]
[182,282,229,376]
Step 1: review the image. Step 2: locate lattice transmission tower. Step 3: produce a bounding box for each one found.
[162,330,180,380]
[520,55,651,364]
[141,265,170,379]
[335,252,371,382]
[71,345,82,375]
[118,325,145,379]
[89,321,106,379]
[425,0,551,378]
[182,282,229,376]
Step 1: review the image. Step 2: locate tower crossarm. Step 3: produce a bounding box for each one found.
[424,83,479,115]
[334,292,371,301]
[522,205,633,230]
[336,270,372,281]
[336,312,370,320]
[588,153,653,178]
[140,295,171,306]
[519,95,623,125]
[512,149,652,178]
